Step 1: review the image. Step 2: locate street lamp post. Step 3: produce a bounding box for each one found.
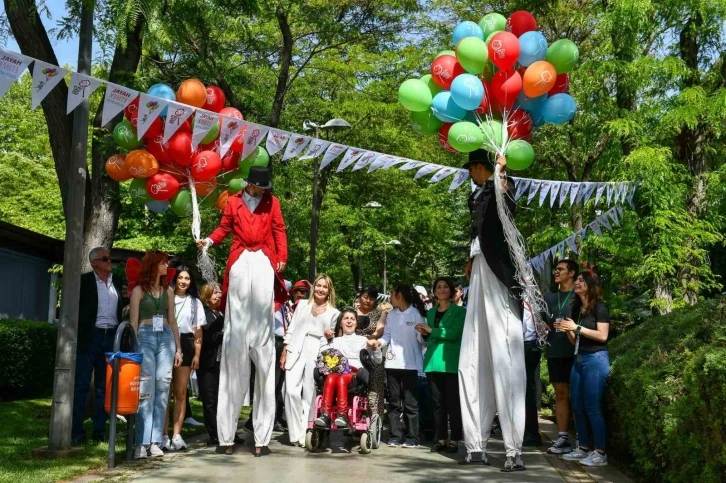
[383,240,401,294]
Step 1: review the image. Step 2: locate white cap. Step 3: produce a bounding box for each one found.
[414,285,428,297]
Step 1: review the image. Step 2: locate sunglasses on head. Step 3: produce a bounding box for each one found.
[94,256,111,262]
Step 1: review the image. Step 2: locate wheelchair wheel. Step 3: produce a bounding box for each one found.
[370,414,382,449]
[360,432,372,454]
[305,429,323,452]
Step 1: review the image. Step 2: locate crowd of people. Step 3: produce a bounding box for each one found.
[71,159,612,471]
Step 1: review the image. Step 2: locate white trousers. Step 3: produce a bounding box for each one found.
[284,336,320,445]
[458,254,526,457]
[217,249,276,447]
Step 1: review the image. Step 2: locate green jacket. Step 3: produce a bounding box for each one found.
[422,303,466,374]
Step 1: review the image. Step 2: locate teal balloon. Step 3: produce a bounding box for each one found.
[147,83,175,116]
[432,91,467,123]
[479,13,507,39]
[410,110,442,134]
[518,31,548,67]
[546,39,579,74]
[420,74,443,97]
[228,177,247,194]
[456,37,489,75]
[541,93,577,124]
[129,177,152,203]
[146,200,169,213]
[506,140,535,170]
[480,120,504,152]
[447,121,485,153]
[452,21,484,45]
[398,78,433,112]
[113,119,142,150]
[170,189,192,216]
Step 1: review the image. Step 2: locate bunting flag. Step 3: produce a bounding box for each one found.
[368,154,395,173]
[588,219,602,237]
[383,157,408,170]
[190,110,219,149]
[219,116,246,157]
[430,166,457,183]
[582,182,598,204]
[514,179,531,202]
[32,61,68,110]
[598,212,612,231]
[399,160,426,171]
[0,49,32,99]
[282,135,311,161]
[136,92,169,139]
[163,102,195,142]
[595,183,606,205]
[66,72,103,114]
[609,207,620,227]
[527,180,542,205]
[569,183,580,206]
[626,184,637,207]
[337,148,366,172]
[240,123,270,161]
[352,151,379,171]
[538,181,552,207]
[414,163,439,179]
[559,182,572,206]
[549,181,562,207]
[606,183,614,205]
[320,143,346,169]
[448,169,470,192]
[565,234,579,254]
[299,138,330,160]
[266,129,291,156]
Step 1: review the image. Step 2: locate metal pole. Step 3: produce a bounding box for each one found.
[47,0,94,452]
[309,125,321,282]
[383,243,387,295]
[108,321,138,468]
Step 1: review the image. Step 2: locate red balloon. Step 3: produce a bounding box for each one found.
[200,138,221,154]
[145,135,172,164]
[204,86,226,113]
[124,96,140,120]
[146,173,180,201]
[506,10,537,37]
[168,132,194,166]
[219,107,244,120]
[191,150,222,181]
[491,69,522,109]
[176,119,192,134]
[507,109,534,140]
[549,73,570,96]
[160,162,189,184]
[475,80,492,115]
[488,32,520,71]
[430,55,465,90]
[437,123,456,153]
[143,116,164,139]
[231,131,245,154]
[222,150,241,172]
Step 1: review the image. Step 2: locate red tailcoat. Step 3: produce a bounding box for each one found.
[208,191,288,312]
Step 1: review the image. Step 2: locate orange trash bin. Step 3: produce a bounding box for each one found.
[104,352,143,415]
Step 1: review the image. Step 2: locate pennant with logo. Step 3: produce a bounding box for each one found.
[136,93,169,139]
[300,138,330,160]
[383,157,409,170]
[606,183,614,205]
[613,182,624,205]
[0,49,32,99]
[609,207,621,227]
[514,179,531,202]
[282,135,312,161]
[559,182,572,207]
[449,170,470,192]
[430,166,456,183]
[566,234,579,255]
[66,72,103,114]
[31,61,68,110]
[398,160,425,171]
[320,143,346,169]
[240,123,270,161]
[550,181,562,207]
[100,82,137,125]
[539,181,552,207]
[569,183,581,206]
[337,148,366,172]
[626,184,637,207]
[368,154,395,173]
[598,213,612,231]
[219,117,246,157]
[588,220,602,237]
[266,129,291,156]
[414,163,439,179]
[163,102,195,142]
[594,183,606,205]
[619,182,630,204]
[582,182,598,204]
[352,151,379,171]
[527,180,542,205]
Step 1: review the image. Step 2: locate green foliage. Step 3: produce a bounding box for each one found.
[0,319,57,400]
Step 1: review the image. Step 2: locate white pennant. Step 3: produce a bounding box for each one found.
[163,102,195,142]
[300,138,330,160]
[266,129,291,156]
[430,166,456,183]
[352,151,379,171]
[399,160,425,171]
[527,180,542,205]
[100,82,137,125]
[569,183,581,206]
[240,123,270,161]
[580,227,589,241]
[368,154,394,173]
[136,93,169,139]
[337,148,366,172]
[582,182,598,204]
[0,49,32,99]
[383,157,408,170]
[619,182,629,204]
[599,213,612,231]
[555,241,566,259]
[606,183,614,205]
[595,183,606,205]
[66,72,103,114]
[538,181,552,207]
[31,61,68,110]
[282,135,312,161]
[219,116,246,158]
[559,182,572,207]
[448,170,470,192]
[565,234,579,255]
[609,207,621,227]
[414,163,439,179]
[549,181,562,207]
[588,220,602,237]
[613,183,624,205]
[320,143,346,169]
[514,179,531,201]
[626,184,637,207]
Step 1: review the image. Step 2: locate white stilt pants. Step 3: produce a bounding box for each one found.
[284,336,320,446]
[458,254,526,457]
[217,249,276,447]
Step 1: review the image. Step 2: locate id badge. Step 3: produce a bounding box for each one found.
[152,315,164,332]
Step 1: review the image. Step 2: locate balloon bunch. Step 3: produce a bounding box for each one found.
[398,11,578,170]
[105,79,271,215]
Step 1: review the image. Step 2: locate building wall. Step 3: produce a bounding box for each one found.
[0,248,53,321]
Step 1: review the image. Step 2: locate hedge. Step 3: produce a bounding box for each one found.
[0,318,57,400]
[606,298,726,482]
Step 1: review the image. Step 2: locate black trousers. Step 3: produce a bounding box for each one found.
[387,369,419,441]
[197,363,221,441]
[274,336,285,423]
[524,340,542,435]
[427,372,463,441]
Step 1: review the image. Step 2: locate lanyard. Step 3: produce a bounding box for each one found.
[175,295,189,320]
[558,290,573,314]
[148,290,163,315]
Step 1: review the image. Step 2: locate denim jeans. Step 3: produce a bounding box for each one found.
[72,328,117,440]
[135,324,175,446]
[570,350,610,450]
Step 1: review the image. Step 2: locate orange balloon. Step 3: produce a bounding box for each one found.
[126,149,159,178]
[216,190,230,211]
[176,79,207,108]
[105,154,132,182]
[195,178,217,197]
[523,60,557,98]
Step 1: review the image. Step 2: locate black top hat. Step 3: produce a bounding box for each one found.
[462,149,495,171]
[245,166,273,190]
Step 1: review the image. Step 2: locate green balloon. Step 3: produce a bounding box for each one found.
[228,177,247,194]
[398,78,434,112]
[129,177,151,203]
[410,110,442,134]
[456,37,489,75]
[506,139,535,170]
[251,146,270,167]
[420,74,443,97]
[170,189,192,217]
[447,121,485,153]
[485,30,503,46]
[238,155,253,177]
[113,119,142,151]
[546,39,579,74]
[436,49,455,58]
[201,189,219,208]
[480,120,504,153]
[481,62,495,83]
[479,13,507,39]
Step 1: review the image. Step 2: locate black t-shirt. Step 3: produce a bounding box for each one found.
[433,309,447,328]
[577,301,610,353]
[544,291,575,359]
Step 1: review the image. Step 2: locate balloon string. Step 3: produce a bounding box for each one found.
[189,176,217,284]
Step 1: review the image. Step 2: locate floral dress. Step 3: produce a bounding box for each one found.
[356,307,385,417]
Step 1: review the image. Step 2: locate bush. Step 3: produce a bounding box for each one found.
[0,319,57,400]
[606,298,726,482]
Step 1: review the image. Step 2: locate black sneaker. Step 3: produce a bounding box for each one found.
[548,435,572,454]
[333,414,349,428]
[315,413,331,428]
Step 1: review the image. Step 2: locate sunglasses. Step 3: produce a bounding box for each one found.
[94,256,111,263]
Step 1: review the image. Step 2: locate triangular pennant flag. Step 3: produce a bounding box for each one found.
[565,234,579,255]
[515,179,531,201]
[430,166,456,183]
[595,183,606,205]
[547,247,557,262]
[320,143,346,169]
[414,163,439,179]
[617,206,624,219]
[136,93,169,139]
[538,181,552,207]
[383,157,408,170]
[240,123,270,161]
[352,151,379,171]
[626,184,637,207]
[163,102,195,142]
[282,135,311,161]
[531,255,542,275]
[569,183,581,206]
[550,181,562,207]
[300,138,330,160]
[66,72,103,114]
[527,180,542,205]
[99,82,137,125]
[588,219,603,237]
[559,182,572,207]
[449,170,470,192]
[582,182,598,204]
[337,148,366,172]
[613,182,624,205]
[0,49,33,99]
[398,160,425,171]
[31,61,68,110]
[555,241,566,259]
[609,207,620,227]
[598,213,612,231]
[218,116,246,158]
[368,154,394,173]
[620,182,630,204]
[606,183,614,205]
[266,129,291,156]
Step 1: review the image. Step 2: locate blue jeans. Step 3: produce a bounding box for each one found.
[570,350,610,450]
[135,324,175,446]
[73,327,117,441]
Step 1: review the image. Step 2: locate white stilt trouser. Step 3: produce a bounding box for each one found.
[458,253,526,458]
[217,249,276,447]
[284,336,320,446]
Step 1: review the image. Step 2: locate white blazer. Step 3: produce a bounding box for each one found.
[283,299,339,370]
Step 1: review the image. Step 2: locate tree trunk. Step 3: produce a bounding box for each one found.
[270,4,293,129]
[654,280,673,315]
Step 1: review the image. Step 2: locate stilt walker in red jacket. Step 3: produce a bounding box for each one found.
[197,166,288,457]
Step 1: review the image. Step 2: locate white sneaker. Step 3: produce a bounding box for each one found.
[184,417,204,427]
[148,443,164,457]
[134,445,148,459]
[171,434,187,451]
[562,447,590,461]
[160,435,172,451]
[548,435,572,454]
[580,451,608,466]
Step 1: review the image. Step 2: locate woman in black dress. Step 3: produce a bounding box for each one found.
[197,283,225,446]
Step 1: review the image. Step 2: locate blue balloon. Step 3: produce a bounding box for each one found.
[147,83,175,116]
[450,74,484,111]
[530,108,545,127]
[432,91,467,123]
[452,21,484,45]
[518,31,548,67]
[541,93,577,124]
[514,91,547,113]
[146,200,170,213]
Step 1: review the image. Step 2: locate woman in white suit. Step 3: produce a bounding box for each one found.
[280,274,340,446]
